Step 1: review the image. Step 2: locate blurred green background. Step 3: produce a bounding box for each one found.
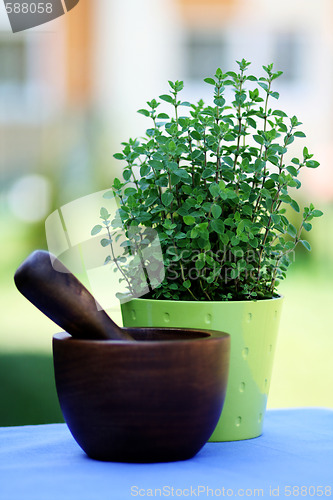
[1,0,333,426]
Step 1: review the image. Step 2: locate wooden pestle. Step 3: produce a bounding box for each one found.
[14,250,134,341]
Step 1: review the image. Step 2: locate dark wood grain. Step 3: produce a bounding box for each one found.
[14,250,133,341]
[53,328,230,462]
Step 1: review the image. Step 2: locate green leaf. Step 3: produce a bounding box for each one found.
[286,166,298,176]
[159,94,174,104]
[312,209,323,217]
[191,130,201,141]
[268,155,279,166]
[270,144,287,154]
[100,207,110,220]
[287,224,297,238]
[217,233,227,245]
[243,205,252,217]
[191,228,198,239]
[291,115,301,127]
[205,254,216,266]
[300,240,311,251]
[294,131,306,138]
[306,160,320,168]
[284,241,295,250]
[289,199,300,213]
[177,206,189,217]
[303,222,312,231]
[123,169,132,181]
[147,99,159,109]
[155,136,167,145]
[174,231,186,239]
[145,195,158,206]
[272,110,288,117]
[210,219,225,234]
[124,187,137,196]
[167,140,176,152]
[184,215,196,225]
[271,214,281,224]
[195,259,205,270]
[103,190,114,199]
[258,82,269,91]
[234,93,246,106]
[157,112,169,119]
[178,117,190,128]
[202,168,215,179]
[211,204,222,219]
[253,135,264,145]
[209,183,220,198]
[174,168,191,182]
[278,122,288,133]
[101,238,111,247]
[113,153,125,160]
[149,159,163,170]
[272,70,283,80]
[91,225,103,236]
[137,109,150,117]
[264,179,275,190]
[140,164,150,177]
[161,192,173,206]
[246,117,257,128]
[214,97,226,107]
[204,77,216,85]
[249,237,258,248]
[183,280,191,289]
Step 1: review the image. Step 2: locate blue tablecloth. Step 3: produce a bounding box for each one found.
[0,409,332,500]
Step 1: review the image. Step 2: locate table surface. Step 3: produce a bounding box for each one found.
[0,408,332,500]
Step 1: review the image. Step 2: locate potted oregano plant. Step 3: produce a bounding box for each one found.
[93,59,322,441]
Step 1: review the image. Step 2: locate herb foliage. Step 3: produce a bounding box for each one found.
[94,60,323,301]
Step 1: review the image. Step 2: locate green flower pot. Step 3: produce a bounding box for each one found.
[121,296,283,441]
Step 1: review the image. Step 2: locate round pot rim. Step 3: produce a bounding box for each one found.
[123,294,284,306]
[53,330,230,346]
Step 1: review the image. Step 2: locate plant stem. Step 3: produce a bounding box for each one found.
[136,232,153,294]
[106,226,134,295]
[233,70,245,172]
[171,237,198,300]
[259,79,271,157]
[199,279,212,300]
[129,164,139,189]
[167,170,174,224]
[188,132,195,188]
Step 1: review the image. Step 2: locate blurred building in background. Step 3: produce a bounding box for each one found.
[1,0,333,224]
